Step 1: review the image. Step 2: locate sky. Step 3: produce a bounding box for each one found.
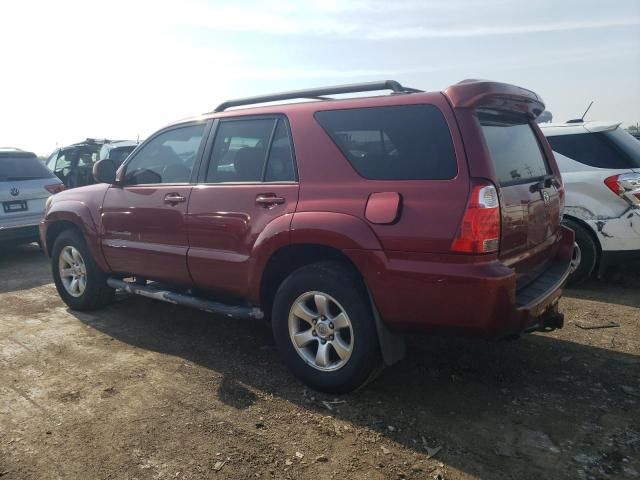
[1,0,639,155]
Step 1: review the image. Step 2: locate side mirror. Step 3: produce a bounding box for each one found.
[93,159,117,184]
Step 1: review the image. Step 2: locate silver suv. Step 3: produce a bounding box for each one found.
[0,148,64,245]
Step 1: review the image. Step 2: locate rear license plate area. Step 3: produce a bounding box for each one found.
[3,200,28,213]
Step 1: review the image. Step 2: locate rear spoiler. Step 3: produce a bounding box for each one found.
[444,79,545,119]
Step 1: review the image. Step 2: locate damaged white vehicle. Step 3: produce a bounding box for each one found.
[541,121,640,283]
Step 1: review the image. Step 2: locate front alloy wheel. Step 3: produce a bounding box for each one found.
[58,246,87,297]
[51,229,114,311]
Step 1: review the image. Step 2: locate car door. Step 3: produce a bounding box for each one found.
[100,121,209,286]
[187,116,299,297]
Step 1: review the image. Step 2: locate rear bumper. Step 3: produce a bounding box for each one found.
[0,224,40,244]
[347,226,575,338]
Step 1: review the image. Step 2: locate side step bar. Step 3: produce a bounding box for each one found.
[106,278,264,320]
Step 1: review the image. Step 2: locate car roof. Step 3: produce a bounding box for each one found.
[539,120,622,136]
[164,91,445,130]
[164,79,545,129]
[0,148,37,158]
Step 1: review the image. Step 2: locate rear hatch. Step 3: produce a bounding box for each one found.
[443,80,565,288]
[478,111,562,287]
[0,153,58,226]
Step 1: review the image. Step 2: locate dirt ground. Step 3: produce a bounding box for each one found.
[1,244,638,480]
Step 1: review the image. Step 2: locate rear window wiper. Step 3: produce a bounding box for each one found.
[530,174,555,192]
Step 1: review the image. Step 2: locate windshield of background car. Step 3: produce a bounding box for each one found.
[0,155,56,182]
[546,128,640,169]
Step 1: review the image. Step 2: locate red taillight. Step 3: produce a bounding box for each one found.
[451,182,501,254]
[45,183,65,194]
[604,173,640,206]
[604,175,622,196]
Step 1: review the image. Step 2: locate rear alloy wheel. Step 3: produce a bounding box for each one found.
[272,261,381,393]
[288,291,354,372]
[51,229,114,311]
[563,219,598,285]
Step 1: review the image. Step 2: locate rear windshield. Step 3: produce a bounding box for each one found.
[479,112,549,186]
[315,105,457,180]
[547,128,640,169]
[0,155,55,182]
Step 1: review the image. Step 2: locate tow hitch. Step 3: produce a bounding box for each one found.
[537,303,564,332]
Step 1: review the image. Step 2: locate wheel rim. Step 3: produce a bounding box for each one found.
[58,246,87,298]
[288,291,354,372]
[571,241,582,273]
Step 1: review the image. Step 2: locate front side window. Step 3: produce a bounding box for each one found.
[124,124,205,185]
[479,112,549,186]
[315,105,457,180]
[206,117,296,183]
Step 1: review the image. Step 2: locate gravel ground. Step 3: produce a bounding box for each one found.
[1,244,638,480]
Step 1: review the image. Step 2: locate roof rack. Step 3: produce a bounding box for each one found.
[213,80,422,112]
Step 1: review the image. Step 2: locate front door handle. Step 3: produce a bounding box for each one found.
[256,194,285,207]
[164,193,186,205]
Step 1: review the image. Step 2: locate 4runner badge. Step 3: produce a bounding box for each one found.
[10,187,20,197]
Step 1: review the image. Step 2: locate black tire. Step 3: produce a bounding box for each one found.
[51,229,114,311]
[271,261,382,393]
[563,218,598,285]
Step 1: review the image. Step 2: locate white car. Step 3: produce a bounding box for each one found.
[1,148,64,245]
[540,121,640,282]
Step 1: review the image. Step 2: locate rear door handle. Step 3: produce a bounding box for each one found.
[164,193,186,205]
[256,194,285,207]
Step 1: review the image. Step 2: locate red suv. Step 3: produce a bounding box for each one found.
[41,80,576,393]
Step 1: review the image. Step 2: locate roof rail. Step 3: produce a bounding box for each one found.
[213,80,422,112]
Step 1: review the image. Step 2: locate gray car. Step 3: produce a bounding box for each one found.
[0,148,64,245]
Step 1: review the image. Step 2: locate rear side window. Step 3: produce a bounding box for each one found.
[547,130,640,169]
[206,117,296,183]
[315,105,457,180]
[0,155,55,182]
[479,113,549,186]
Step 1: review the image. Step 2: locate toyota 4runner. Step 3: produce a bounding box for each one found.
[41,80,576,393]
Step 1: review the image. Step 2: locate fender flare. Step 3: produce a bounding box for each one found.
[44,202,110,272]
[248,211,405,366]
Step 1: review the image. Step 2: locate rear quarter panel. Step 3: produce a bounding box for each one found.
[288,93,470,254]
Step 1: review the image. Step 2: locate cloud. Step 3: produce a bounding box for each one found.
[365,17,640,40]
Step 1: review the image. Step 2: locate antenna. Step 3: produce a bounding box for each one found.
[580,101,594,121]
[566,101,594,124]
